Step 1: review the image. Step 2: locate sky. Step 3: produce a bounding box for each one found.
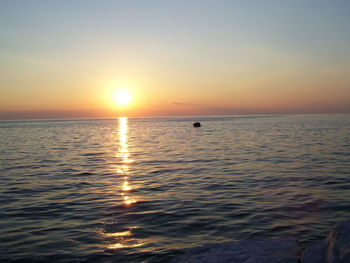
[1,0,350,119]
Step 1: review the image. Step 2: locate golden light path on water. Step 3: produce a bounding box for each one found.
[104,117,144,250]
[117,117,136,206]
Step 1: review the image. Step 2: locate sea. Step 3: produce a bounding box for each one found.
[1,114,350,262]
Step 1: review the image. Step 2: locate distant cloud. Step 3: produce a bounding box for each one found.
[173,102,199,107]
[172,102,269,115]
[0,109,113,120]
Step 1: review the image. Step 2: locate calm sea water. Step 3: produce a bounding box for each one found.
[1,115,350,262]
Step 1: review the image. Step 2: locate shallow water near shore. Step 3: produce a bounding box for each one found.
[1,114,350,262]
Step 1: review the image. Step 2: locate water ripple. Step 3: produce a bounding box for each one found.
[0,115,349,262]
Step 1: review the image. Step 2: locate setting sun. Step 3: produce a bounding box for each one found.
[114,90,131,107]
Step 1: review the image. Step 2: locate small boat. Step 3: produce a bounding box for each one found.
[193,122,201,127]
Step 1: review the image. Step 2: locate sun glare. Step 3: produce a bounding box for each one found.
[114,90,131,107]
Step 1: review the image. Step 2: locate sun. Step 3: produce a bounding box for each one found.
[114,90,131,107]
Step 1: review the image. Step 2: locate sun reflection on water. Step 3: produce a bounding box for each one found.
[103,228,145,250]
[117,117,136,206]
[102,117,142,250]
[107,239,145,249]
[105,230,132,237]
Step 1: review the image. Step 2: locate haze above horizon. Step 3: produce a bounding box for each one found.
[1,0,350,120]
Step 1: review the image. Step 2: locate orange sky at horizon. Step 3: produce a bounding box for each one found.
[1,67,349,120]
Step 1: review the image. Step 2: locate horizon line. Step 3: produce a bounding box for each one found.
[1,112,349,122]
